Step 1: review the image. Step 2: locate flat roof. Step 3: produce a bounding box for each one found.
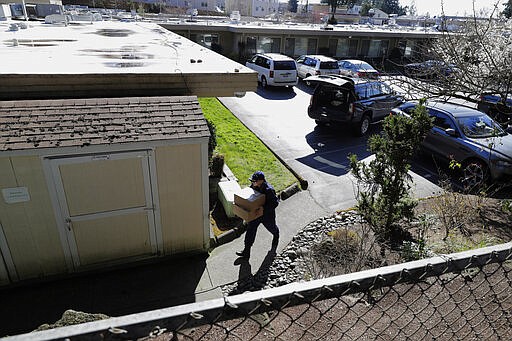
[161,19,442,39]
[0,20,256,99]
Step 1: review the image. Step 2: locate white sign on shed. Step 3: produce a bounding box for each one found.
[2,187,30,204]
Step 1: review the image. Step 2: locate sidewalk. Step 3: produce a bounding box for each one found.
[0,190,328,337]
[201,190,329,298]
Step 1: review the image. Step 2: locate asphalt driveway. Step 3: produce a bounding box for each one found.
[219,81,441,212]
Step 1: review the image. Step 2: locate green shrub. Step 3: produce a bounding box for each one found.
[349,99,433,241]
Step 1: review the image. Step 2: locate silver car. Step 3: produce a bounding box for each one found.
[338,59,380,79]
[295,55,340,84]
[392,101,512,187]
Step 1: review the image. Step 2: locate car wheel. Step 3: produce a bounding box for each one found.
[355,115,371,136]
[305,74,312,86]
[462,159,489,190]
[261,76,268,88]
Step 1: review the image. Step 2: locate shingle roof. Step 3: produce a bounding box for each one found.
[0,96,209,151]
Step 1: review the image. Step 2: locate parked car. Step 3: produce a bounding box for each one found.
[392,101,512,187]
[245,53,298,88]
[296,55,340,84]
[338,59,380,79]
[404,60,458,78]
[477,93,512,128]
[306,75,403,136]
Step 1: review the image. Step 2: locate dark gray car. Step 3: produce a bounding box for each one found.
[306,75,403,136]
[392,101,512,187]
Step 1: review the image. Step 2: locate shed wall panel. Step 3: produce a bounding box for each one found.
[0,156,66,280]
[155,144,205,254]
[59,158,146,216]
[72,212,152,266]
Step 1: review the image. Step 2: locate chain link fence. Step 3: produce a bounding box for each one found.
[7,243,511,341]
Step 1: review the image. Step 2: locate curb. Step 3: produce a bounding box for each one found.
[280,183,300,200]
[210,222,246,249]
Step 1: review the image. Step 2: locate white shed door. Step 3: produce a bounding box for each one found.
[50,151,158,268]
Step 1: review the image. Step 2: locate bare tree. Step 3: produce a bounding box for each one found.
[321,0,357,24]
[390,1,512,111]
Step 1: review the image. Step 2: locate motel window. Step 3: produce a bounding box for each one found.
[307,38,317,54]
[399,40,415,58]
[360,39,389,58]
[258,37,281,53]
[191,34,219,49]
[246,36,257,55]
[246,37,281,54]
[329,38,359,58]
[285,38,295,56]
[285,37,317,57]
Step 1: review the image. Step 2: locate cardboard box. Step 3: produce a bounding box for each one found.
[232,203,263,222]
[234,187,265,211]
[217,180,241,218]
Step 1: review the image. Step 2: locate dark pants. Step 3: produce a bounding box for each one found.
[244,212,279,250]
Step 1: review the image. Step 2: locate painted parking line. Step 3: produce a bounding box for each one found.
[313,156,348,170]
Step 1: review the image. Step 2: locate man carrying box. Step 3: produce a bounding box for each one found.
[236,171,280,259]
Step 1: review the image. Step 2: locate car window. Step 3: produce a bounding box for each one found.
[366,83,383,97]
[359,62,374,71]
[355,84,368,99]
[296,56,305,64]
[429,110,456,130]
[456,115,505,138]
[274,61,296,70]
[320,61,339,69]
[483,94,512,106]
[378,82,392,95]
[256,57,270,69]
[305,58,315,67]
[249,55,258,63]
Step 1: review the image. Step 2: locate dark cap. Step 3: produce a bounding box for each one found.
[249,171,265,182]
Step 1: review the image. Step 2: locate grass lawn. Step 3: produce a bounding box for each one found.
[199,97,297,192]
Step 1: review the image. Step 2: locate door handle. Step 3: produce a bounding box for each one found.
[65,218,72,231]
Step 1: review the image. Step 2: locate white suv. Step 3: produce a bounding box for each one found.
[296,55,340,83]
[245,53,298,88]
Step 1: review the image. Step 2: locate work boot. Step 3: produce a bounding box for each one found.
[236,249,250,258]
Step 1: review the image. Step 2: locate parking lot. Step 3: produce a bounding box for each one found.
[220,81,441,212]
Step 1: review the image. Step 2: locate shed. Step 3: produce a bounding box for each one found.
[0,96,210,285]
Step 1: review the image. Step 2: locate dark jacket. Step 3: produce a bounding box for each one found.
[251,181,279,214]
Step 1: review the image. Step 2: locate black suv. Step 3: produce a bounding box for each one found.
[307,75,403,135]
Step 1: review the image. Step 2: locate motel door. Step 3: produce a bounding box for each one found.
[50,151,159,269]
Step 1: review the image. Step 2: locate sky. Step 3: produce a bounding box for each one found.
[400,0,505,17]
[299,1,505,17]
